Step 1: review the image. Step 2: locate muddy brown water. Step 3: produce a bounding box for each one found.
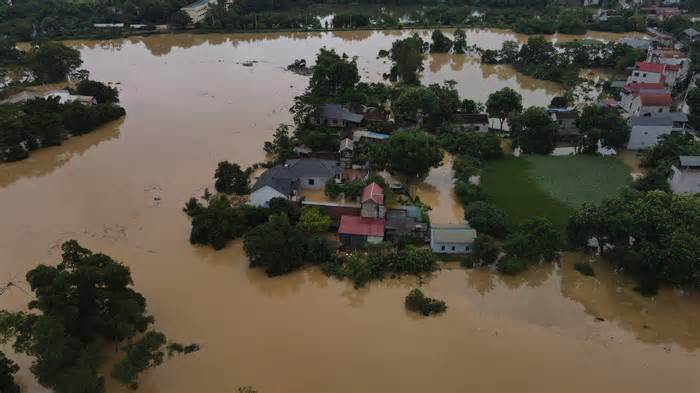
[1,30,698,393]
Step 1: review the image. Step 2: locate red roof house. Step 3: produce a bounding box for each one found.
[634,61,665,74]
[640,93,672,107]
[361,182,384,205]
[623,82,666,93]
[338,215,385,249]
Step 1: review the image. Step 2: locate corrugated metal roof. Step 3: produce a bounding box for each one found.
[679,156,700,167]
[319,104,364,123]
[338,215,385,237]
[339,138,354,151]
[361,182,384,205]
[634,61,665,73]
[431,226,477,244]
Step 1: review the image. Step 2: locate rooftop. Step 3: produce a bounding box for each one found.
[679,156,700,167]
[684,28,700,38]
[339,138,354,152]
[431,225,477,244]
[639,93,672,107]
[338,215,385,237]
[251,158,341,194]
[623,82,666,93]
[319,104,364,123]
[352,130,390,142]
[553,110,578,120]
[634,61,665,74]
[453,113,489,124]
[361,182,384,205]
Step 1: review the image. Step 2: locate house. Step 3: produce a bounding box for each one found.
[683,28,700,44]
[360,182,385,219]
[646,28,674,46]
[338,138,354,169]
[647,50,691,84]
[668,156,700,194]
[249,159,341,207]
[549,110,579,138]
[93,23,125,28]
[627,61,666,85]
[451,113,489,133]
[617,37,652,51]
[349,103,386,123]
[384,207,429,244]
[0,90,96,105]
[311,104,364,128]
[181,0,217,23]
[338,216,385,250]
[619,82,666,112]
[352,130,390,143]
[430,224,477,254]
[629,92,672,116]
[627,114,687,149]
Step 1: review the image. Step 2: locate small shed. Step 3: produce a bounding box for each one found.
[668,155,700,194]
[430,224,477,254]
[360,182,385,219]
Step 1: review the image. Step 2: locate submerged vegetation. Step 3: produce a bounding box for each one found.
[405,288,447,316]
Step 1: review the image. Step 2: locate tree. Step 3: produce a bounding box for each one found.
[686,88,700,129]
[504,217,560,262]
[296,206,331,234]
[473,234,501,265]
[384,34,426,85]
[430,29,453,53]
[309,48,359,98]
[169,10,192,30]
[369,130,443,178]
[464,201,509,239]
[393,86,439,123]
[508,106,558,154]
[405,288,447,316]
[27,42,82,83]
[453,29,467,54]
[0,352,19,393]
[0,241,193,393]
[550,95,570,108]
[486,87,523,131]
[577,105,630,150]
[244,213,307,276]
[214,161,249,195]
[461,99,483,114]
[264,124,296,163]
[74,80,119,104]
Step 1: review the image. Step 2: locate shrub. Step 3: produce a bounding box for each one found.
[405,288,447,316]
[496,257,528,275]
[473,234,501,265]
[574,262,595,277]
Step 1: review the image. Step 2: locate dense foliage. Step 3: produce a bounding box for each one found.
[567,190,700,294]
[508,106,558,155]
[214,161,251,195]
[405,288,447,316]
[463,201,509,239]
[369,130,443,178]
[0,241,195,393]
[0,352,19,393]
[485,87,522,131]
[381,34,427,85]
[576,105,631,152]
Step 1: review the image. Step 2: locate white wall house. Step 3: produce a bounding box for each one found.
[627,114,688,150]
[668,156,700,194]
[627,61,665,85]
[629,93,672,116]
[430,225,477,254]
[249,186,289,207]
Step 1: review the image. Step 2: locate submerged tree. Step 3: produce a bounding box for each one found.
[383,34,427,85]
[486,87,522,131]
[429,29,453,53]
[0,352,19,393]
[0,241,197,393]
[508,106,558,154]
[214,161,250,195]
[27,42,82,83]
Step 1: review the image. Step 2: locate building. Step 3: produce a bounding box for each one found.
[549,110,579,138]
[360,182,385,219]
[384,207,429,244]
[430,224,477,254]
[349,103,386,123]
[619,82,667,113]
[647,50,691,85]
[451,113,489,133]
[646,27,674,46]
[249,159,341,207]
[181,0,216,23]
[627,113,688,150]
[338,216,385,250]
[338,138,354,169]
[617,37,652,51]
[668,156,700,194]
[628,61,666,85]
[629,92,672,116]
[683,28,700,44]
[311,104,364,128]
[93,23,125,28]
[352,130,390,143]
[0,90,96,105]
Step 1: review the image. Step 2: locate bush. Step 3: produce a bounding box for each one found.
[454,181,485,206]
[496,257,528,275]
[473,234,501,265]
[405,288,447,316]
[464,201,509,239]
[574,262,595,277]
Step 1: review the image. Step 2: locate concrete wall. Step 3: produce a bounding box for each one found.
[430,242,473,254]
[627,71,662,84]
[298,176,330,190]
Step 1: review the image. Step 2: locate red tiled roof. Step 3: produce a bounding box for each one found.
[634,61,665,73]
[338,215,385,237]
[361,182,384,205]
[623,82,665,93]
[665,64,680,72]
[640,93,672,106]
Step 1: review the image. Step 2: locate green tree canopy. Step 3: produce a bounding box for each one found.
[369,130,443,178]
[28,42,82,83]
[244,213,307,276]
[384,34,427,85]
[486,87,522,131]
[508,106,558,154]
[464,201,509,239]
[309,48,360,99]
[429,29,453,53]
[296,206,331,234]
[577,105,631,151]
[214,161,250,195]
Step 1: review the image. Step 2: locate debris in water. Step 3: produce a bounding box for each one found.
[595,317,605,322]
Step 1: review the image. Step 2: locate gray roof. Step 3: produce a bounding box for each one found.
[684,28,700,38]
[617,37,651,50]
[251,158,341,195]
[339,138,354,152]
[285,158,341,178]
[431,225,477,244]
[251,166,297,195]
[650,111,688,122]
[319,104,364,123]
[679,156,700,167]
[631,113,688,126]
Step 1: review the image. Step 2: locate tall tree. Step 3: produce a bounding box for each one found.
[577,105,631,151]
[384,34,427,85]
[508,106,558,154]
[486,87,522,131]
[309,48,360,98]
[429,29,453,53]
[369,130,443,178]
[27,42,82,83]
[214,161,249,195]
[244,213,307,276]
[0,352,19,393]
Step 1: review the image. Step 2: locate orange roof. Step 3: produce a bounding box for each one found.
[634,61,665,73]
[623,82,665,93]
[361,182,384,205]
[640,93,672,107]
[338,215,385,237]
[665,64,680,71]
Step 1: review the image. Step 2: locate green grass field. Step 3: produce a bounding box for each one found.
[480,155,632,231]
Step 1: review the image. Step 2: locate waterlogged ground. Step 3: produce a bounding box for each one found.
[1,30,698,392]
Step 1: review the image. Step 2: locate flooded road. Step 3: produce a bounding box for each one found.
[1,29,698,392]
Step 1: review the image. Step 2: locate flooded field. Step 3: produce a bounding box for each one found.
[1,29,698,393]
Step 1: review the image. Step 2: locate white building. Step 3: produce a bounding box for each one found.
[627,113,688,150]
[249,159,342,207]
[628,93,672,116]
[430,224,477,254]
[668,156,700,194]
[627,61,666,85]
[181,0,221,23]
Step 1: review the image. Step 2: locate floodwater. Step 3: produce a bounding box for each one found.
[1,29,698,392]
